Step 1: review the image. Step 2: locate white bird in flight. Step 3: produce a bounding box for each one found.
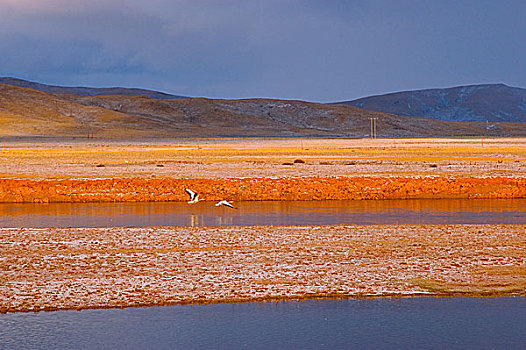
[215,200,236,209]
[185,188,201,204]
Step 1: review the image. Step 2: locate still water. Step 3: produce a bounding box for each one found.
[1,297,525,349]
[0,198,525,227]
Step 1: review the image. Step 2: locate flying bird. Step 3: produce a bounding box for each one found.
[185,188,200,204]
[215,200,236,209]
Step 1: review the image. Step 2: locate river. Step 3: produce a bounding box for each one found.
[1,297,525,349]
[0,198,524,227]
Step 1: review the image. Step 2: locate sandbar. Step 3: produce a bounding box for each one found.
[1,224,525,313]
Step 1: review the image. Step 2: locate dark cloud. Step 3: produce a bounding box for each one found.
[1,0,526,101]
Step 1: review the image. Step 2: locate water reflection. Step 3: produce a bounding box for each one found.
[0,198,524,228]
[190,214,200,227]
[189,214,234,227]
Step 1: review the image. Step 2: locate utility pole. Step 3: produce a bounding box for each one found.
[369,118,378,139]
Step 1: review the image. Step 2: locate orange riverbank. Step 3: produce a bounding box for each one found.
[0,176,525,203]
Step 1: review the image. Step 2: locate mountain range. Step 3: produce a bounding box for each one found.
[338,83,526,123]
[0,77,185,100]
[1,77,526,138]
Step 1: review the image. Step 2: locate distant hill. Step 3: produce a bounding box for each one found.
[0,77,186,100]
[2,80,526,138]
[337,84,526,123]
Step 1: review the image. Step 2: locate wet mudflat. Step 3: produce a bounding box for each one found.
[1,224,525,313]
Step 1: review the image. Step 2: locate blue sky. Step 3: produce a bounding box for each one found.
[1,0,525,102]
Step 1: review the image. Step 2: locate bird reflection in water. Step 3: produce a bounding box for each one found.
[216,216,233,226]
[189,214,202,227]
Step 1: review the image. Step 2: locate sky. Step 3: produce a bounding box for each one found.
[1,0,526,102]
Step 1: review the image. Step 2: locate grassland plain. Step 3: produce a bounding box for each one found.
[0,137,525,202]
[0,137,525,312]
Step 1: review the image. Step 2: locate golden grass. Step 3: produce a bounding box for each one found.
[411,265,526,296]
[410,278,526,296]
[0,137,525,179]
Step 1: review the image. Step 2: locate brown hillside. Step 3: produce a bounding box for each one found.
[0,84,151,138]
[2,83,526,138]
